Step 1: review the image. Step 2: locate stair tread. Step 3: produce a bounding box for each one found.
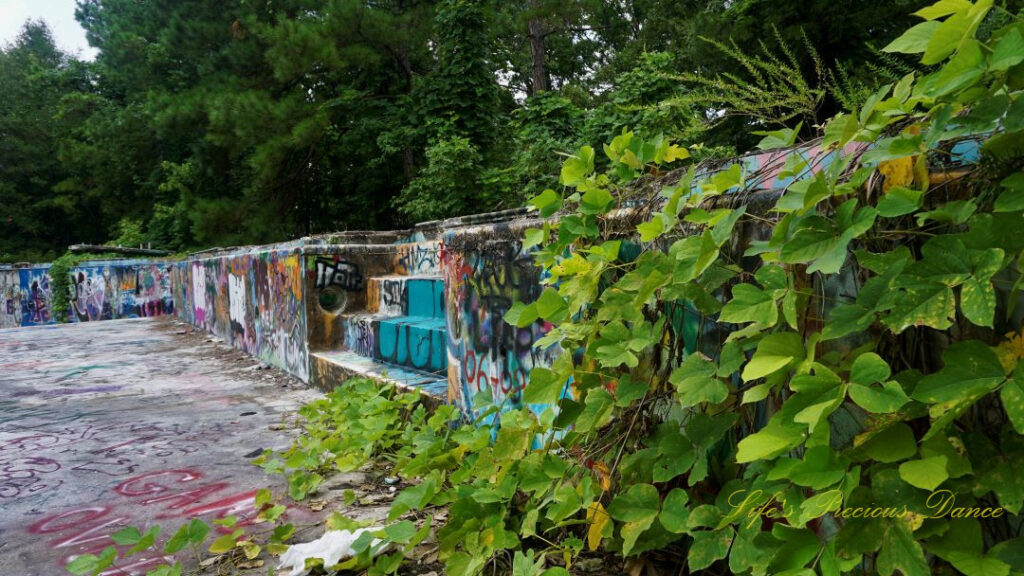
[312,350,447,397]
[377,315,446,328]
[367,274,443,281]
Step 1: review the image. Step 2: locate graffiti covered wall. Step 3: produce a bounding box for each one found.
[441,223,560,422]
[0,261,175,328]
[172,249,310,381]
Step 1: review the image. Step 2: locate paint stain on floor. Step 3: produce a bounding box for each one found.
[0,317,325,576]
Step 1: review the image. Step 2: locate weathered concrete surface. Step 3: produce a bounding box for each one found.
[0,318,323,576]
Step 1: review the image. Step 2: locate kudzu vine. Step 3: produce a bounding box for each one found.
[72,3,1024,575]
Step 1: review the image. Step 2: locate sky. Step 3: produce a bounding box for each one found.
[0,0,98,59]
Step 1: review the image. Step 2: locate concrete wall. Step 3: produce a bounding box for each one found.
[1,260,175,328]
[171,248,310,381]
[440,220,559,422]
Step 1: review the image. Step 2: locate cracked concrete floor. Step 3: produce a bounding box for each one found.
[0,317,326,576]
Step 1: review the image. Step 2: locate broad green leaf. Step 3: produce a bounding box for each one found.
[528,189,562,217]
[671,354,728,407]
[961,275,995,328]
[877,187,924,217]
[534,288,568,323]
[849,381,909,413]
[994,173,1024,212]
[659,488,690,534]
[851,353,891,385]
[877,520,929,576]
[504,302,539,328]
[575,389,614,432]
[560,146,595,187]
[637,218,665,242]
[787,446,849,489]
[859,423,918,463]
[883,21,940,54]
[719,283,777,326]
[688,529,734,571]
[990,27,1024,71]
[898,456,948,491]
[741,332,805,382]
[608,483,660,523]
[1002,375,1024,434]
[580,187,615,215]
[111,526,142,546]
[885,279,955,333]
[912,340,1005,404]
[736,420,806,463]
[948,554,1011,576]
[914,0,971,20]
[621,517,655,556]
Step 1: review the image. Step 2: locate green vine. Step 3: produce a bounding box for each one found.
[114,3,1024,575]
[48,252,77,323]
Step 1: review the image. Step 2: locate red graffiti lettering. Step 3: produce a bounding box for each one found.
[115,469,201,496]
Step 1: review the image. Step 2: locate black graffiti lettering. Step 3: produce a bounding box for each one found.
[315,259,363,291]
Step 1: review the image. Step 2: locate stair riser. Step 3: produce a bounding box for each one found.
[394,241,441,275]
[343,316,447,373]
[365,277,445,319]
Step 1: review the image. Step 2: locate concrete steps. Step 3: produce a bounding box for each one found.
[316,238,449,401]
[310,350,447,404]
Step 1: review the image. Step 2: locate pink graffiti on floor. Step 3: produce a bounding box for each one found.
[0,421,224,501]
[28,469,267,575]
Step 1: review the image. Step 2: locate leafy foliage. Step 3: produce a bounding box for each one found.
[2,1,928,260]
[257,3,1024,576]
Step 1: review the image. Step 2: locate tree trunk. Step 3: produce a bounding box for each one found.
[526,5,549,95]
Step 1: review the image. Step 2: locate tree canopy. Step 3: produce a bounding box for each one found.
[0,0,947,260]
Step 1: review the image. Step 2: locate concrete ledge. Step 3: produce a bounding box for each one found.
[310,350,447,410]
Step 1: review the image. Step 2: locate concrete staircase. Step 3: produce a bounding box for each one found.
[310,239,448,401]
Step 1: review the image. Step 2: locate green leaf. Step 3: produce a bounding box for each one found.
[787,446,849,489]
[736,420,806,463]
[688,529,734,571]
[719,283,777,326]
[528,189,562,217]
[851,353,890,385]
[534,288,568,323]
[877,187,924,217]
[637,218,665,242]
[914,0,971,20]
[580,188,615,215]
[607,483,660,523]
[384,521,417,542]
[741,332,805,382]
[659,488,690,534]
[504,302,539,328]
[575,389,615,432]
[990,27,1024,71]
[671,354,728,407]
[1002,375,1024,434]
[860,423,918,463]
[877,520,929,576]
[898,456,948,491]
[882,21,940,54]
[522,367,564,405]
[885,279,955,333]
[949,554,1011,576]
[961,275,996,328]
[849,381,909,413]
[912,340,1005,404]
[922,9,970,65]
[994,173,1024,212]
[66,554,101,575]
[560,146,595,187]
[620,517,655,556]
[111,526,142,546]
